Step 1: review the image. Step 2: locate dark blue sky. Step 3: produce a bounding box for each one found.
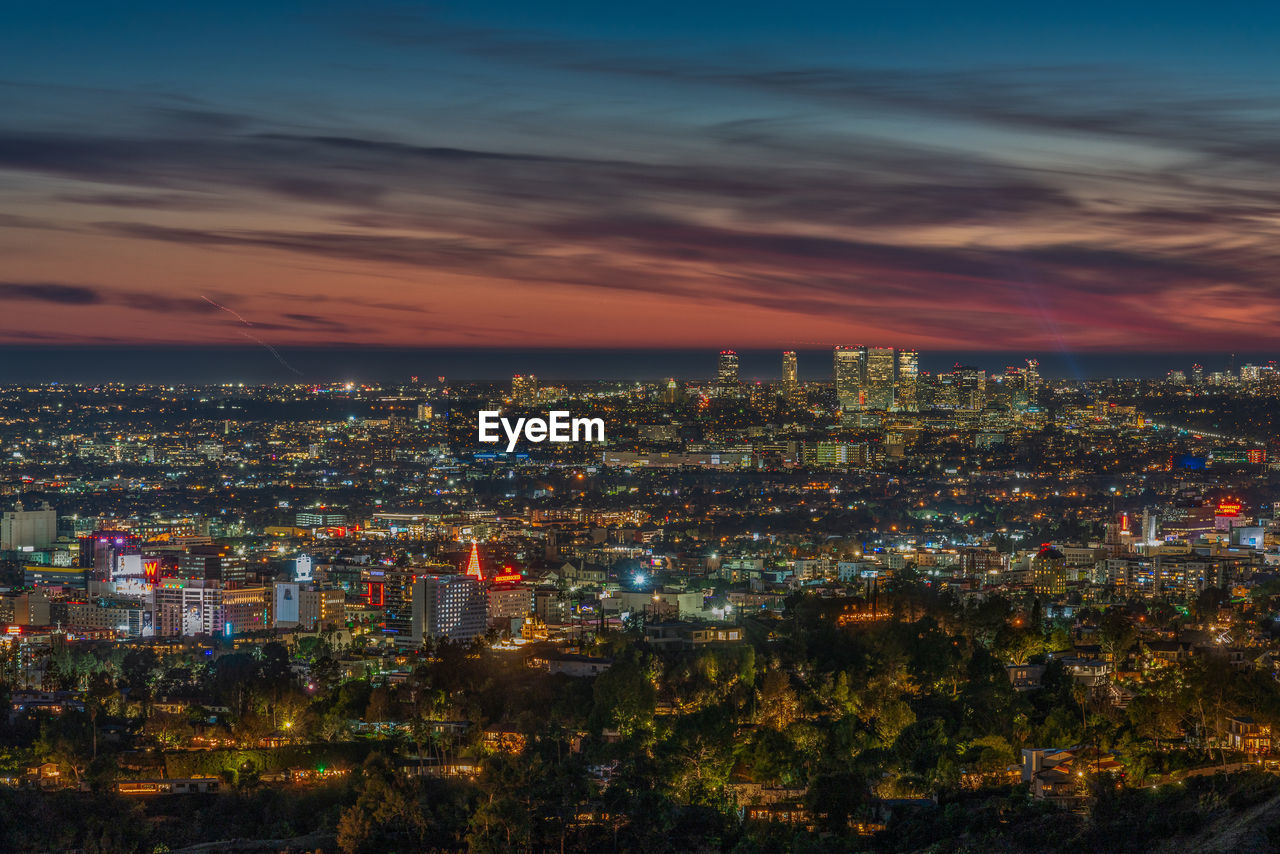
[4,2,1280,358]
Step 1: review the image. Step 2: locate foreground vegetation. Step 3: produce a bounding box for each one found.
[5,574,1280,852]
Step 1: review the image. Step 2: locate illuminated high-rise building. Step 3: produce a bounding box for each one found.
[511,374,538,404]
[662,378,679,405]
[957,366,986,411]
[381,567,416,646]
[154,579,222,637]
[781,351,801,404]
[1191,364,1204,387]
[411,574,488,644]
[178,544,249,588]
[1032,545,1067,596]
[833,346,865,411]
[932,371,959,409]
[864,347,895,410]
[1025,358,1041,391]
[717,351,740,387]
[895,350,918,411]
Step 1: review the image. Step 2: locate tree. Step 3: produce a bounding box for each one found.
[34,710,94,786]
[339,755,470,853]
[1098,609,1137,671]
[757,669,800,730]
[1193,587,1229,623]
[364,685,395,723]
[590,659,656,737]
[875,699,917,744]
[1128,678,1186,751]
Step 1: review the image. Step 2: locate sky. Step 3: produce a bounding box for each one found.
[4,1,1280,360]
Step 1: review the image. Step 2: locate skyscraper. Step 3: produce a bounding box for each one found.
[662,378,679,404]
[717,351,739,387]
[511,374,538,405]
[896,350,918,411]
[411,574,488,644]
[957,366,986,411]
[833,346,865,411]
[1032,545,1067,596]
[781,351,801,405]
[1025,358,1041,392]
[932,371,959,409]
[382,568,416,646]
[864,347,895,410]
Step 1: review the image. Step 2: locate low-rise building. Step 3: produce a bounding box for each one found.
[1006,664,1046,692]
[644,620,743,650]
[1228,716,1272,754]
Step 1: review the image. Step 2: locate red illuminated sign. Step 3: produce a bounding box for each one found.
[493,573,523,584]
[1216,501,1243,516]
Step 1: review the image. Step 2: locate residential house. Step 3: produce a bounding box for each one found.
[1006,664,1047,692]
[1228,716,1272,755]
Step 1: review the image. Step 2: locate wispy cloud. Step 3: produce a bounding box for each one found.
[5,10,1280,350]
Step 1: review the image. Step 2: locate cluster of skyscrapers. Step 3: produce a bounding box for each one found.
[832,346,918,412]
[715,347,1042,413]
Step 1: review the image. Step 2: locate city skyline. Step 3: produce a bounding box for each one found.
[0,344,1275,385]
[7,3,1280,351]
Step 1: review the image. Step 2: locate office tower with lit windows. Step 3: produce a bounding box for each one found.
[154,580,222,637]
[717,351,739,388]
[864,347,895,410]
[511,373,538,404]
[957,366,986,411]
[781,351,801,404]
[380,568,416,646]
[1025,358,1041,391]
[895,350,918,411]
[177,544,249,588]
[929,371,956,408]
[1032,545,1067,596]
[1191,364,1204,387]
[296,510,346,528]
[833,346,865,410]
[411,574,488,644]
